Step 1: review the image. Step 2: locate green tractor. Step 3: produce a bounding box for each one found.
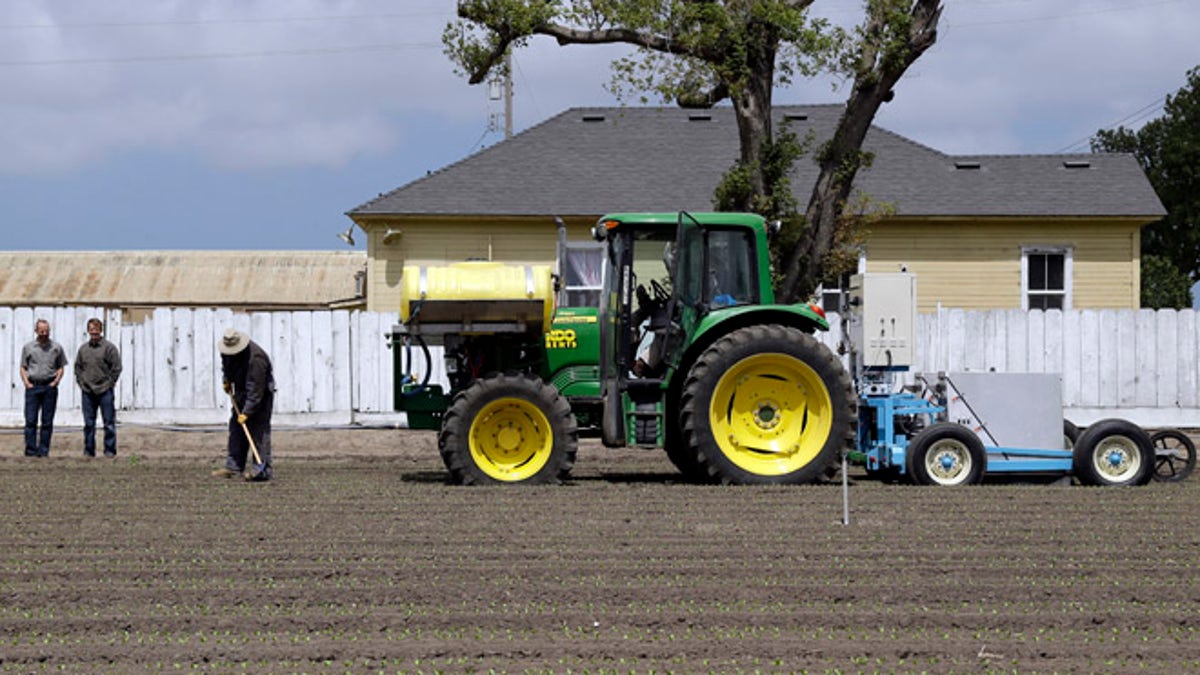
[392,211,856,485]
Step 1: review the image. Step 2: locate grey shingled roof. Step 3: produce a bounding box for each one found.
[349,105,1165,219]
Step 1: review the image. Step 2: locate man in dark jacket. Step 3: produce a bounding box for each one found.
[75,317,123,457]
[214,328,274,481]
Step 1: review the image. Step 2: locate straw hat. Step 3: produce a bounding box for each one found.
[218,328,250,355]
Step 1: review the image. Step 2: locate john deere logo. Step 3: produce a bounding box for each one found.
[545,329,577,349]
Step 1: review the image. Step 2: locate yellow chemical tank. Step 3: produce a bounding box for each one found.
[399,262,556,334]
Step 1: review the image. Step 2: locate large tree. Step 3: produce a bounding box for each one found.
[1092,67,1200,284]
[444,0,941,302]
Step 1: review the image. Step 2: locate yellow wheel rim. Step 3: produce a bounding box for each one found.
[709,353,833,476]
[469,397,553,482]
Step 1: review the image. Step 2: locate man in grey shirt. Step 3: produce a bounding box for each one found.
[75,317,123,457]
[20,319,68,457]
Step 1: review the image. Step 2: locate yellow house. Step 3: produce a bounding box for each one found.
[347,106,1164,313]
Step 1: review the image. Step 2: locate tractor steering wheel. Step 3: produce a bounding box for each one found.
[649,278,669,304]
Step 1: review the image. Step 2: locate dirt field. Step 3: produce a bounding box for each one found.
[2,424,1199,673]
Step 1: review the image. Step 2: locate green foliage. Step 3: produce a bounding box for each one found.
[1140,254,1194,309]
[446,2,939,297]
[713,127,809,219]
[447,2,846,104]
[1093,66,1200,281]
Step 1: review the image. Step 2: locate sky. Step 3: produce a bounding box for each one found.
[0,0,1197,253]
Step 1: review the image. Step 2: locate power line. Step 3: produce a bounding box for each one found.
[0,11,451,31]
[0,42,441,67]
[948,0,1187,28]
[1055,95,1167,153]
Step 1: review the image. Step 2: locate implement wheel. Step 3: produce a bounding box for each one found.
[1063,419,1080,449]
[679,325,855,485]
[1150,429,1196,483]
[438,373,577,485]
[906,423,986,486]
[1072,419,1153,486]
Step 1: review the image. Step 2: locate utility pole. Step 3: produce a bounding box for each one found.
[487,48,514,140]
[503,49,513,140]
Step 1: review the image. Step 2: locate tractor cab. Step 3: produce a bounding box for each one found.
[591,211,783,449]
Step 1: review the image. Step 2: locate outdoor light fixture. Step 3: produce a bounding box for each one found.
[337,225,356,247]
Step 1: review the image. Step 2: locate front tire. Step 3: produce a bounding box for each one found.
[439,373,577,485]
[679,325,856,485]
[1072,419,1153,486]
[906,423,986,486]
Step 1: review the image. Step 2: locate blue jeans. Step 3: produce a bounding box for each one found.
[81,388,117,456]
[24,384,58,457]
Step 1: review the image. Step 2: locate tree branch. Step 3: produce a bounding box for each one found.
[535,24,706,59]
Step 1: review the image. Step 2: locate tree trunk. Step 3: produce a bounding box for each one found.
[777,1,942,303]
[777,82,887,303]
[726,32,778,211]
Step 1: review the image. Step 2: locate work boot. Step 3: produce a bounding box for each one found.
[211,467,238,478]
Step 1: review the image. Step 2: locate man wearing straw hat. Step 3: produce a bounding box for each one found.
[213,328,275,481]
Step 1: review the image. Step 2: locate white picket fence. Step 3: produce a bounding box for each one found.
[1,306,1197,427]
[0,307,425,427]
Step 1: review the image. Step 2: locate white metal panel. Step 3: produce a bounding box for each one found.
[936,372,1063,449]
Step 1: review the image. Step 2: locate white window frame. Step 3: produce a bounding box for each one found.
[1021,245,1073,310]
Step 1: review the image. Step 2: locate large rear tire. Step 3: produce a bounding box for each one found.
[439,372,578,485]
[1072,419,1153,486]
[679,325,856,485]
[906,422,986,486]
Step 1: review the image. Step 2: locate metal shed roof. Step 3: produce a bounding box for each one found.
[0,251,367,309]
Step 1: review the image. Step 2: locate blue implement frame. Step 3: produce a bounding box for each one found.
[855,391,1075,478]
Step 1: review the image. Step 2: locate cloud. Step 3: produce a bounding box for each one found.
[0,0,478,174]
[1,0,1197,177]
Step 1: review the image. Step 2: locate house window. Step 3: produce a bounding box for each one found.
[559,242,604,306]
[1022,246,1072,310]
